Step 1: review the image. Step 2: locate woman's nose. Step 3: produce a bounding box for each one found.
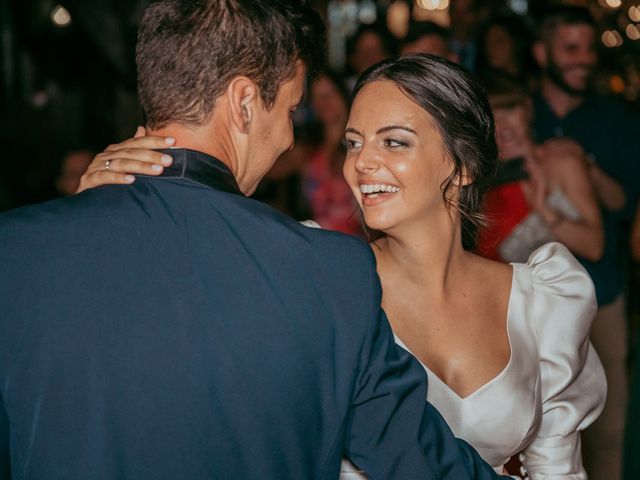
[354,148,380,173]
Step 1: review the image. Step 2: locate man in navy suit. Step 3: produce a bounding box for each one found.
[0,1,504,478]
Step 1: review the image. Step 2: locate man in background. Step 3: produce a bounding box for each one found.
[532,6,640,480]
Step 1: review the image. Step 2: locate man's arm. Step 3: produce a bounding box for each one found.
[343,269,505,480]
[0,394,10,479]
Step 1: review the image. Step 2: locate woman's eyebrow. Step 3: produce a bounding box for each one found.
[345,125,417,136]
[376,125,417,135]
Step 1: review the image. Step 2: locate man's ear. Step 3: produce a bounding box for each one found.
[532,41,547,69]
[227,76,259,133]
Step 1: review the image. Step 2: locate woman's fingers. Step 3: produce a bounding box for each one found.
[102,157,167,175]
[98,148,173,167]
[105,135,175,153]
[77,130,176,194]
[76,170,136,193]
[77,151,172,193]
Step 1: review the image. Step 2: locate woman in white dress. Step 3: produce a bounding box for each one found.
[78,54,606,479]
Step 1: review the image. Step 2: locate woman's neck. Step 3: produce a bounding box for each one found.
[375,215,472,299]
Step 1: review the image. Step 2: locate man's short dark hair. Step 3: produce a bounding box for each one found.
[536,5,596,42]
[136,0,325,129]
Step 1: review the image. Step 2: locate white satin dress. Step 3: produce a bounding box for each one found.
[340,242,607,479]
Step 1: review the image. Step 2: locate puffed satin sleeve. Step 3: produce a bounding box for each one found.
[523,242,606,479]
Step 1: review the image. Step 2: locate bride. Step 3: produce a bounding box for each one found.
[78,54,606,479]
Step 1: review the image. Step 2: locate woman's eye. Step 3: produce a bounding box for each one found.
[384,138,408,148]
[344,139,362,151]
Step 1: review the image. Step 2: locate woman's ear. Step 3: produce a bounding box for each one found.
[227,76,258,133]
[455,166,474,188]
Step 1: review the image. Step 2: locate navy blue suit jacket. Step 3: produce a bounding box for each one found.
[0,149,503,479]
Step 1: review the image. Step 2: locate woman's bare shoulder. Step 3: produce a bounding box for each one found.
[467,253,514,294]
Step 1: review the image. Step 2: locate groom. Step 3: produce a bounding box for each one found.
[0,1,503,478]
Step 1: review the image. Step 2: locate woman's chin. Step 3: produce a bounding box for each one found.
[362,214,396,234]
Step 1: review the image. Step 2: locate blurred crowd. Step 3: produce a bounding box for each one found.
[2,1,640,479]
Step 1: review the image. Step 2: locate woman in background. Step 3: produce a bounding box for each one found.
[302,71,361,235]
[79,54,605,479]
[474,12,537,87]
[476,73,603,264]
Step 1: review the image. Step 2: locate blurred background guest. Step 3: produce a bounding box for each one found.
[475,12,537,87]
[624,350,640,480]
[477,73,603,264]
[400,21,457,61]
[531,6,640,480]
[448,0,490,72]
[55,149,94,196]
[302,72,361,235]
[344,24,397,90]
[626,204,640,480]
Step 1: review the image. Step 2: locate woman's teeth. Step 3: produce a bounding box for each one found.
[360,184,400,194]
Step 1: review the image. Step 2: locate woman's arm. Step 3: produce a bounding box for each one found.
[542,137,625,212]
[534,155,604,262]
[523,243,606,479]
[76,127,175,193]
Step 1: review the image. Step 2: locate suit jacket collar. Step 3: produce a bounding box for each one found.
[154,148,242,196]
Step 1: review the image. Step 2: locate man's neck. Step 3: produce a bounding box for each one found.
[148,124,238,177]
[540,76,585,119]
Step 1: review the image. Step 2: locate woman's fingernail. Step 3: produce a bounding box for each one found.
[165,137,176,145]
[125,175,135,183]
[151,164,164,172]
[161,155,173,166]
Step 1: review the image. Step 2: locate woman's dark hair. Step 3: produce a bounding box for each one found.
[353,54,498,249]
[136,0,325,129]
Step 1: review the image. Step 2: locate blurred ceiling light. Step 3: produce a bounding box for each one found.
[626,23,640,39]
[609,75,626,93]
[630,6,640,22]
[51,5,72,27]
[602,29,624,47]
[510,0,528,15]
[358,0,377,24]
[605,0,622,8]
[416,0,449,11]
